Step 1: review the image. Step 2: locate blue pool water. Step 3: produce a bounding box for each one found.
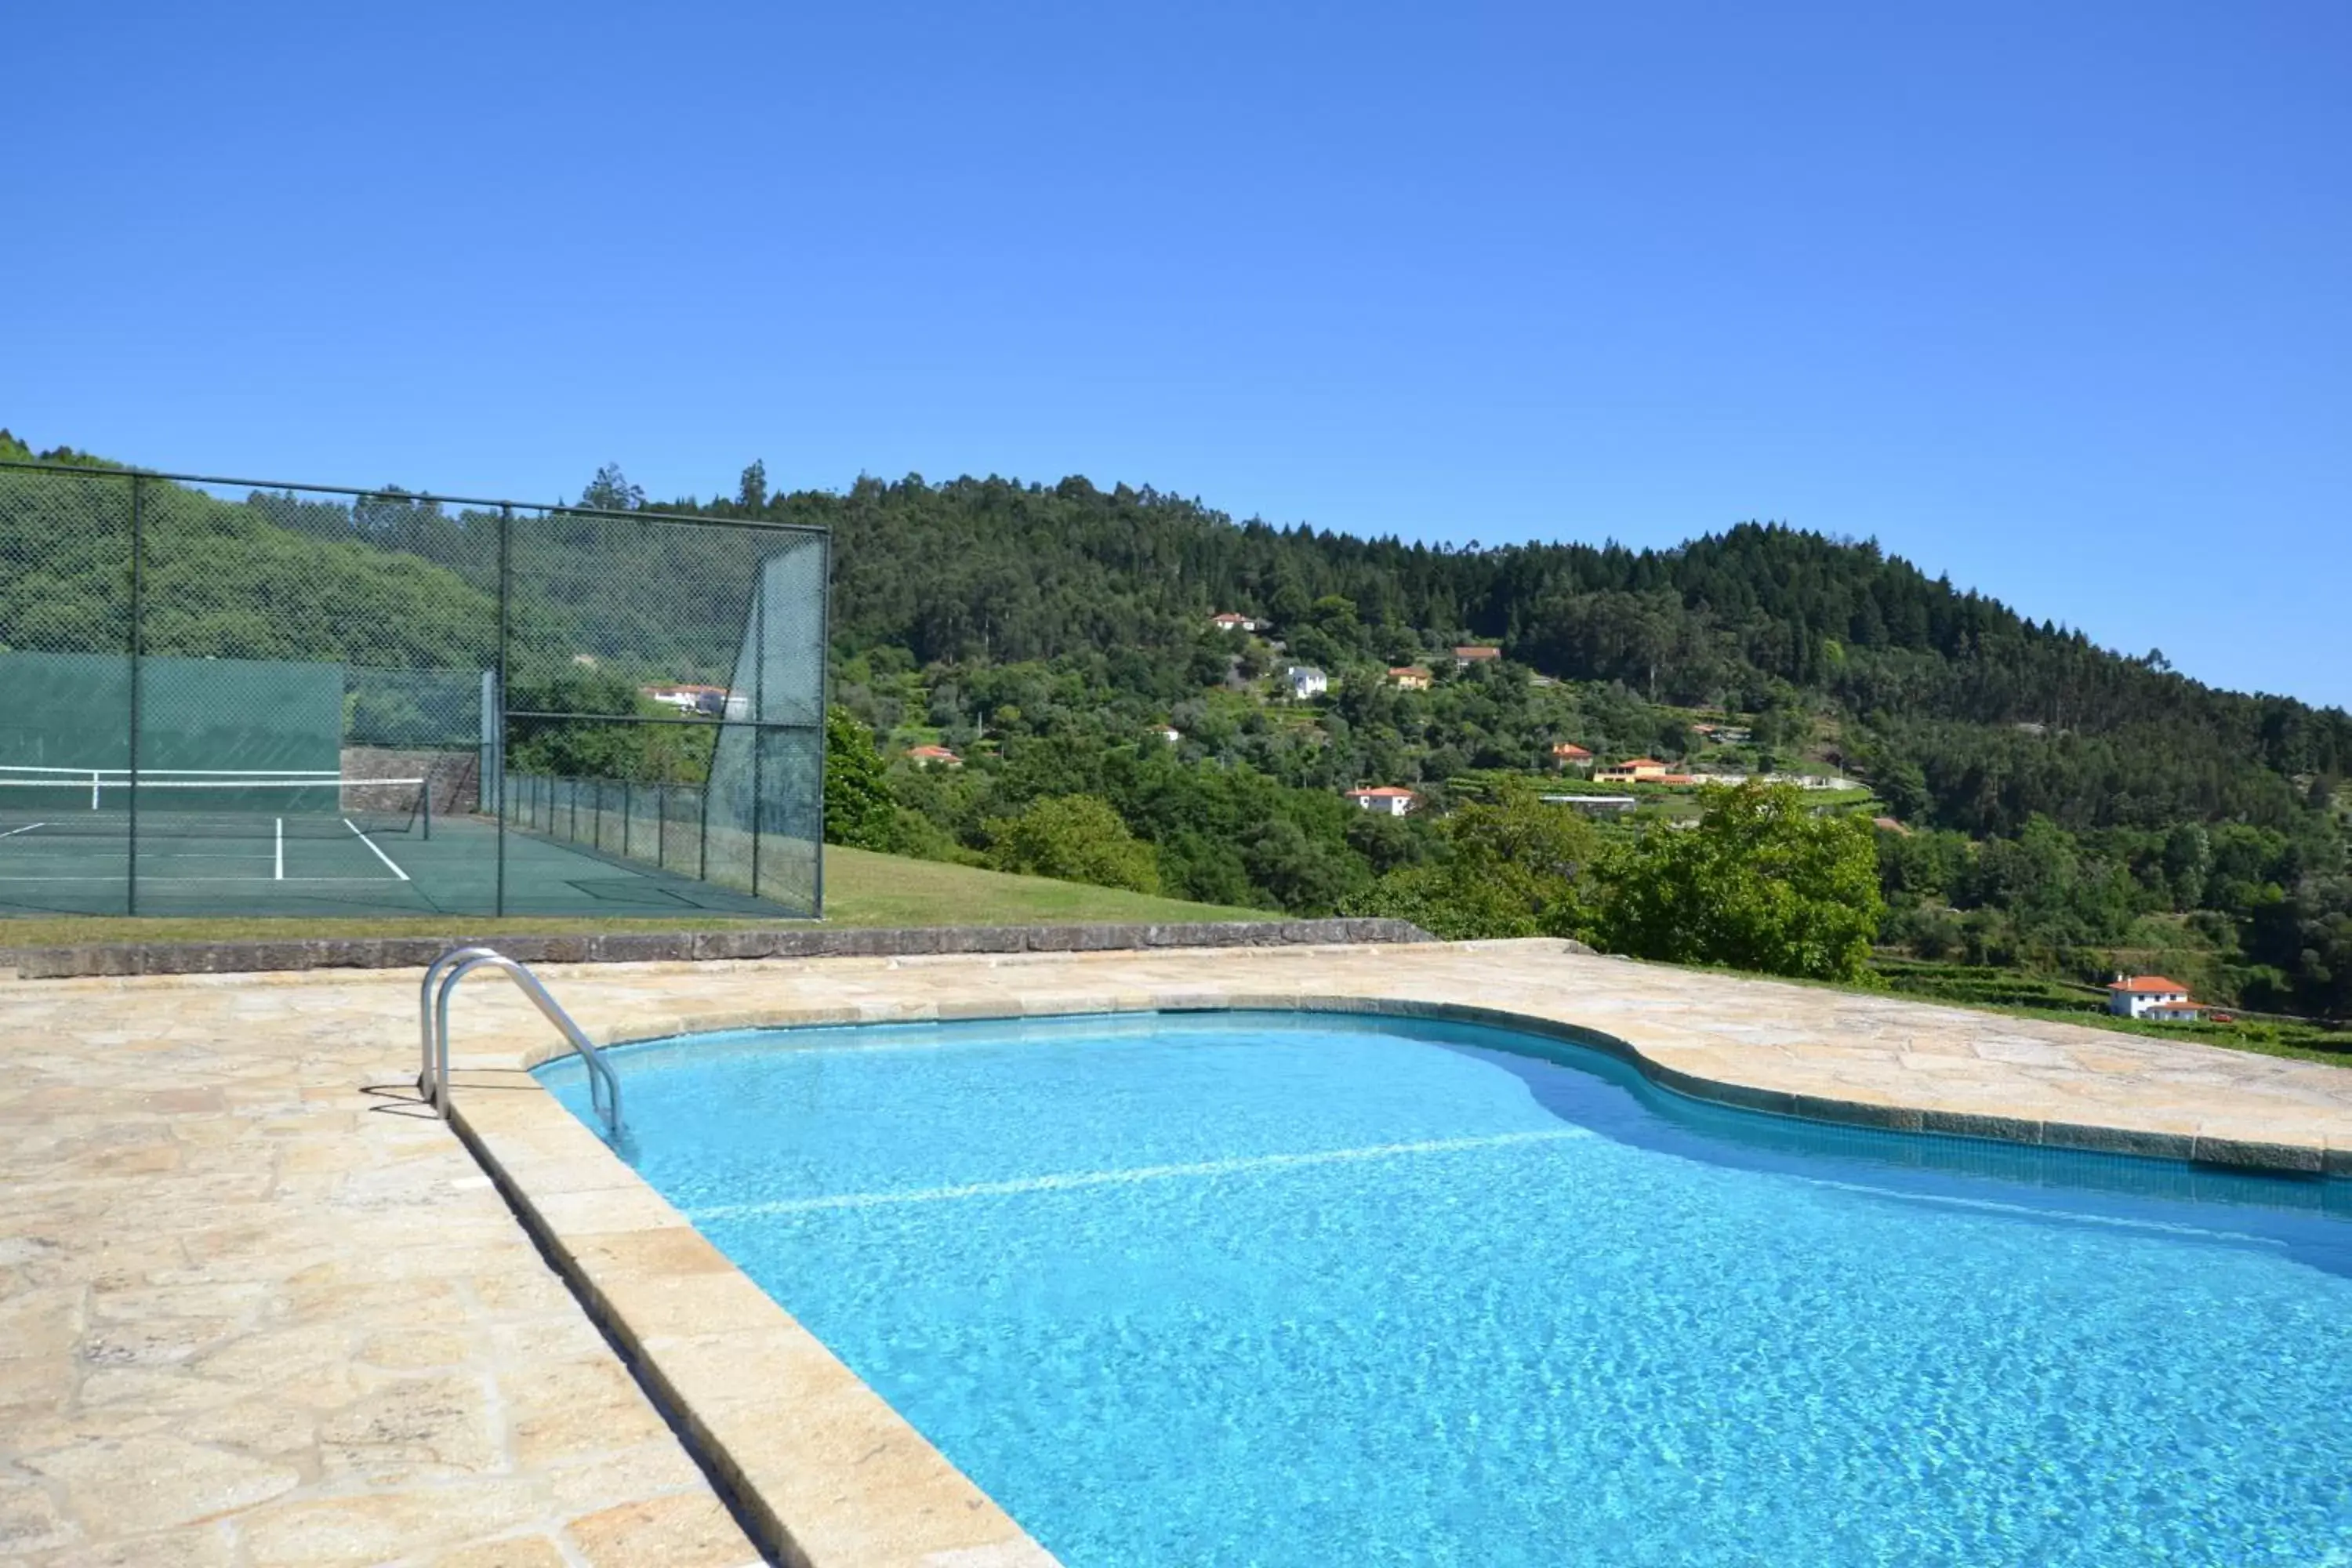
[542,1011,2352,1566]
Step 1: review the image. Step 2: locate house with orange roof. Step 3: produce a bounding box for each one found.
[1593,757,1672,783]
[1210,612,1261,633]
[1388,666,1432,691]
[1451,646,1502,666]
[906,744,963,768]
[1344,785,1419,817]
[1552,742,1594,771]
[2106,975,2206,1020]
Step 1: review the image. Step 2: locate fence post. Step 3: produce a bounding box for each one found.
[751,573,766,899]
[126,474,144,916]
[815,534,830,920]
[495,504,510,916]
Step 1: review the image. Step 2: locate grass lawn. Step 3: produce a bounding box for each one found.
[0,845,1269,949]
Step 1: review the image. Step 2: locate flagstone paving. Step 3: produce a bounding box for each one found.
[2,938,2347,1566]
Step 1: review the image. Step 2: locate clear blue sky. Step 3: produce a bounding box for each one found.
[5,2,2347,707]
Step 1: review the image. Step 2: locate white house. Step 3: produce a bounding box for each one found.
[1211,612,1262,633]
[2107,975,2202,1019]
[1283,666,1329,700]
[1345,786,1418,816]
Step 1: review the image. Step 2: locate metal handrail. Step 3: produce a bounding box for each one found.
[419,946,503,1103]
[421,947,624,1140]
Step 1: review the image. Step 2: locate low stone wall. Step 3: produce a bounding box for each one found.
[0,917,1434,980]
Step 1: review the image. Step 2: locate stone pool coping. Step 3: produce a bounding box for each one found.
[448,1082,1055,1568]
[434,942,2350,1565]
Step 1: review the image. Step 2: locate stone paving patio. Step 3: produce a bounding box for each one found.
[4,938,2349,1566]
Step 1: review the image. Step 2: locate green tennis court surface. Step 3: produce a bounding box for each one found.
[0,811,794,919]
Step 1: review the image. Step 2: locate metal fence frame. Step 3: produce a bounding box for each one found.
[0,459,829,918]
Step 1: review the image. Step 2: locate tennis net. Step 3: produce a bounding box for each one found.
[0,767,432,838]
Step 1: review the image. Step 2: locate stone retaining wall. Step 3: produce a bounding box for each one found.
[0,917,1434,980]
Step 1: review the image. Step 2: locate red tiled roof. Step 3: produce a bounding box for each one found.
[906,745,960,760]
[1346,786,1418,798]
[1552,743,1592,757]
[1453,646,1501,658]
[2108,975,2188,994]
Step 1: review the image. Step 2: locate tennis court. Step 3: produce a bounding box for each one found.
[0,461,828,921]
[0,767,789,918]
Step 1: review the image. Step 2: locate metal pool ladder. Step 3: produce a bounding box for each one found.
[418,946,623,1140]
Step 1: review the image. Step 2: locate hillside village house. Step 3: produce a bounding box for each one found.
[2107,975,2208,1021]
[1595,757,1700,786]
[906,744,963,768]
[1156,726,1182,744]
[1388,666,1432,691]
[1451,646,1501,666]
[1551,742,1593,771]
[1283,666,1329,700]
[1210,612,1262,633]
[1345,785,1418,816]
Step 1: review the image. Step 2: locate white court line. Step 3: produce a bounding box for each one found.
[685,1127,1590,1221]
[0,823,45,840]
[0,766,344,776]
[343,818,410,880]
[0,875,401,884]
[274,818,284,880]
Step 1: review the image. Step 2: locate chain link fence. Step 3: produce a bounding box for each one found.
[0,459,827,919]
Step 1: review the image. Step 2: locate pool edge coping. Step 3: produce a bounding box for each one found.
[447,1080,1060,1568]
[445,975,2347,1566]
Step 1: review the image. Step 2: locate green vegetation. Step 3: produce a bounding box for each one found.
[985,795,1163,894]
[1346,782,1599,941]
[1597,783,1883,981]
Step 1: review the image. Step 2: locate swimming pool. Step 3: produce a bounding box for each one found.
[540,1009,2352,1566]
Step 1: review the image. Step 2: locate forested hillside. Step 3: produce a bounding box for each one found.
[5,435,2346,1020]
[746,466,2352,1021]
[768,471,2350,830]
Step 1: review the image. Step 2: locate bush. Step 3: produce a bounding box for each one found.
[823,707,900,851]
[1345,783,1599,940]
[985,794,1161,893]
[1595,782,1883,981]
